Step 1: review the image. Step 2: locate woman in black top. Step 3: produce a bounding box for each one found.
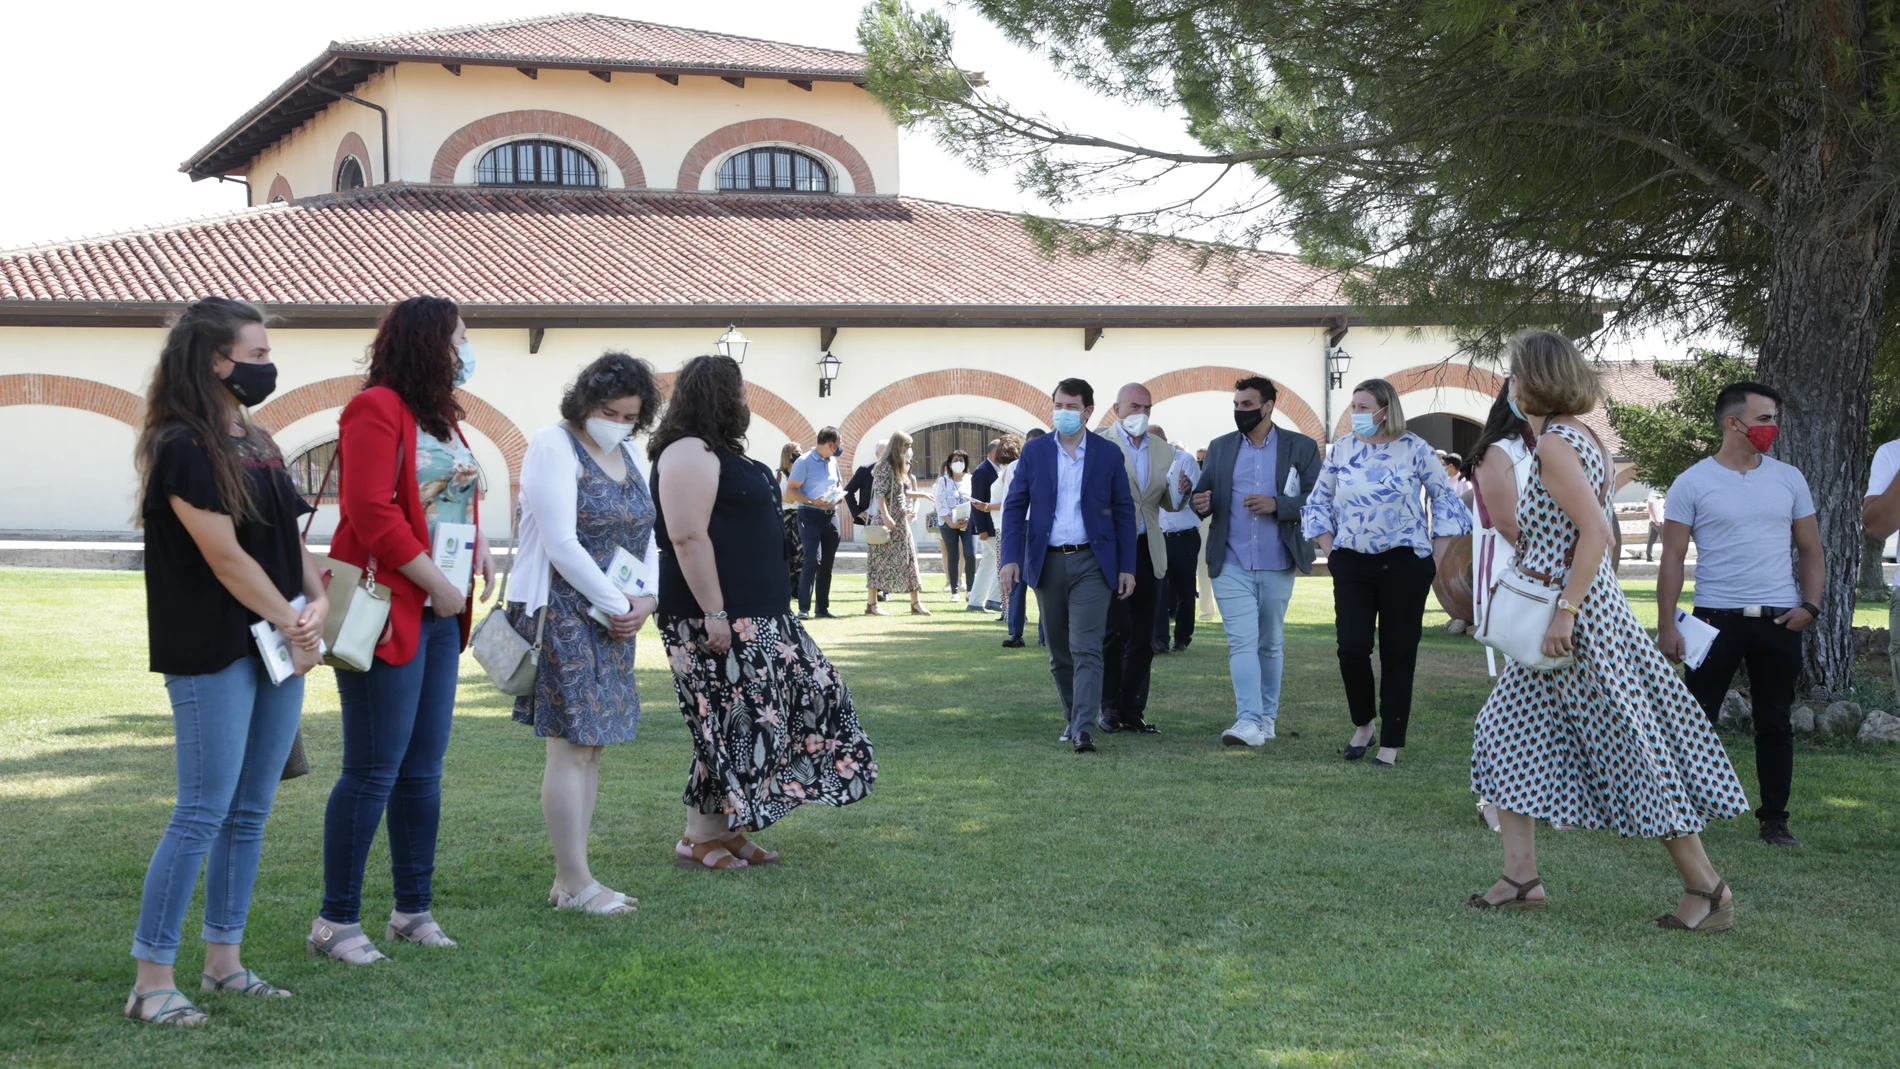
[125,297,328,1025]
[650,355,876,869]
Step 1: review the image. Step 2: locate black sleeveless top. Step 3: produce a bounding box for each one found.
[652,444,791,621]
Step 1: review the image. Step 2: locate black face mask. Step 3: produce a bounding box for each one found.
[220,361,278,406]
[1234,408,1265,434]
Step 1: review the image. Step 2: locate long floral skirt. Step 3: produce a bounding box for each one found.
[660,613,875,831]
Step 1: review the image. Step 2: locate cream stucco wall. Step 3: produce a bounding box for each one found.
[0,322,1491,534]
[242,64,898,196]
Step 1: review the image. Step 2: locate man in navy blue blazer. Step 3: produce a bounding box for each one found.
[1000,378,1138,752]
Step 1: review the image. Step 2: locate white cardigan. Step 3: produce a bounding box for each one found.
[508,423,658,615]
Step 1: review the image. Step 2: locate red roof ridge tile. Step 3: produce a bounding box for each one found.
[334,11,867,71]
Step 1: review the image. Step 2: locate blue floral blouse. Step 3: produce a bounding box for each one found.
[1300,432,1471,556]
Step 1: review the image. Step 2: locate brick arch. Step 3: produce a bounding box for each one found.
[0,374,144,425]
[252,376,529,488]
[1097,366,1323,440]
[677,119,876,194]
[838,370,1051,461]
[334,131,373,187]
[653,372,815,446]
[265,175,293,203]
[431,110,646,187]
[1330,362,1506,438]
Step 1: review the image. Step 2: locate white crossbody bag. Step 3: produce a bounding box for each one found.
[1472,425,1611,673]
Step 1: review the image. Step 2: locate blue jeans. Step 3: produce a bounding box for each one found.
[1211,568,1298,727]
[133,656,304,964]
[322,613,460,923]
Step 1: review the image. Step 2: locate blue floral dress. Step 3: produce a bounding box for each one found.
[508,431,654,746]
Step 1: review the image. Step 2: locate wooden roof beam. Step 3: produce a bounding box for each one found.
[1084,326,1103,351]
[517,67,538,79]
[442,64,461,76]
[722,76,745,88]
[790,79,813,91]
[656,73,679,85]
[589,70,611,83]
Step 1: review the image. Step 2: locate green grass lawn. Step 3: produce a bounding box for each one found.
[1,567,1896,1068]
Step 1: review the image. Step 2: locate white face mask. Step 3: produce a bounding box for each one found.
[585,416,634,452]
[950,461,966,475]
[1120,413,1149,438]
[904,449,914,464]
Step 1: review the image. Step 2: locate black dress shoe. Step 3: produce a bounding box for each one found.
[1099,719,1124,734]
[1074,732,1096,753]
[1127,719,1160,734]
[1759,820,1803,847]
[1343,740,1371,760]
[1151,642,1171,655]
[1171,641,1189,653]
[814,611,842,620]
[1001,637,1026,648]
[1371,757,1396,767]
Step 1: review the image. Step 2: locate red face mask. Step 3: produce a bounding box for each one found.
[1743,424,1779,453]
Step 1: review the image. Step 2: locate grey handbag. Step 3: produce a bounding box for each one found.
[470,510,547,697]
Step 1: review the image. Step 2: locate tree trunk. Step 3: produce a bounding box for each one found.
[1857,531,1891,600]
[1757,4,1896,693]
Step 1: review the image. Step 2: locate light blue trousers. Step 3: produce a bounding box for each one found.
[1211,567,1297,726]
[132,656,303,964]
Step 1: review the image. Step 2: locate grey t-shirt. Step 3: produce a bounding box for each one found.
[1666,455,1815,608]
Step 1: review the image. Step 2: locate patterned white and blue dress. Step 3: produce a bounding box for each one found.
[1470,424,1749,838]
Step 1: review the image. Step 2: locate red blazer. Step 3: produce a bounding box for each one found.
[328,385,474,665]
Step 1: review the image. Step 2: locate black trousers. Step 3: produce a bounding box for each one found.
[1327,547,1435,748]
[796,507,839,614]
[1153,528,1202,647]
[1645,522,1662,560]
[1101,533,1160,725]
[1684,609,1801,823]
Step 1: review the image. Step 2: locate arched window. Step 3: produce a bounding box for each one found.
[477,140,600,187]
[718,147,832,192]
[336,156,366,192]
[912,420,1017,484]
[286,439,339,505]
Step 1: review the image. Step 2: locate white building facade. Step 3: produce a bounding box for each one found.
[0,13,1503,538]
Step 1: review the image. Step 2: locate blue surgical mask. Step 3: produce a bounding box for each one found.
[1507,394,1527,422]
[452,341,476,386]
[1350,412,1380,437]
[1052,409,1084,435]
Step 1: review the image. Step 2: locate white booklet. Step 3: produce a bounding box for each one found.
[252,595,325,685]
[432,522,477,593]
[588,545,654,628]
[1283,465,1302,497]
[1672,608,1720,670]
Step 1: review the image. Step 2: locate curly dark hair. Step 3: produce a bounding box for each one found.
[364,296,463,440]
[647,354,749,460]
[941,449,971,478]
[559,351,662,432]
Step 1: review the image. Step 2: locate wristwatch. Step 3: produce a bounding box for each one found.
[707,610,729,621]
[1556,598,1580,617]
[1799,601,1821,619]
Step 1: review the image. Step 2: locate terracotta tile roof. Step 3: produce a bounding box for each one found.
[1582,359,1679,455]
[336,13,867,78]
[0,186,1349,316]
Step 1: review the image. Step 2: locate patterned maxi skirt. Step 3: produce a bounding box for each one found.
[660,613,875,831]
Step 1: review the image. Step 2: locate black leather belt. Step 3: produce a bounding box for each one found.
[1049,543,1090,554]
[1697,606,1791,619]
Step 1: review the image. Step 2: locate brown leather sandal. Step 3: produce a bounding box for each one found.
[675,837,748,870]
[1466,875,1546,912]
[725,833,779,865]
[1654,880,1733,931]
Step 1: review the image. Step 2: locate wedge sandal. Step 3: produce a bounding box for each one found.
[1654,880,1734,932]
[724,833,779,865]
[676,837,748,870]
[306,919,387,965]
[386,910,457,947]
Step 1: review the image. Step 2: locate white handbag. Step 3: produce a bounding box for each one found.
[1473,567,1571,671]
[302,448,392,673]
[862,524,891,545]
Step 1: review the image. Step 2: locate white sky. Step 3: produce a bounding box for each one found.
[2,0,1700,358]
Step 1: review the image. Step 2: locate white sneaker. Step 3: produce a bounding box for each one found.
[1221,721,1266,747]
[1259,719,1277,740]
[1058,730,1072,742]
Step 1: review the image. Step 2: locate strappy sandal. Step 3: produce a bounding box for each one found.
[386,910,457,948]
[1466,875,1546,912]
[675,837,749,870]
[550,880,637,914]
[306,919,387,965]
[201,968,291,997]
[724,833,779,865]
[123,988,208,1026]
[910,605,933,616]
[1655,880,1734,932]
[864,606,889,616]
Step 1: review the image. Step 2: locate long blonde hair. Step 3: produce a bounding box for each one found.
[879,430,914,480]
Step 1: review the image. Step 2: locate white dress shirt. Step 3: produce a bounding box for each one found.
[1049,433,1091,546]
[1160,447,1203,533]
[510,423,658,615]
[1111,423,1154,535]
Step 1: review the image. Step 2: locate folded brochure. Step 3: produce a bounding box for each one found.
[432,522,477,593]
[588,545,654,628]
[252,595,326,685]
[1671,608,1719,670]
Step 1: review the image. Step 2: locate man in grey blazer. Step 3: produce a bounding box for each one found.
[1190,376,1323,747]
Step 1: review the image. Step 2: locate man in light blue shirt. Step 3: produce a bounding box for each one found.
[1191,377,1322,747]
[786,427,845,619]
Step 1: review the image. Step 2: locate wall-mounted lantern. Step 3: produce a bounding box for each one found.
[817,351,842,397]
[1326,343,1353,389]
[714,325,750,364]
